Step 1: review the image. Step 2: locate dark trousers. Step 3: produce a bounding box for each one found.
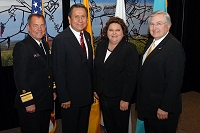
[100,94,130,133]
[61,104,91,133]
[17,109,51,133]
[144,113,180,133]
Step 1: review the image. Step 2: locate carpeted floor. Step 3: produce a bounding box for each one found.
[0,91,199,133]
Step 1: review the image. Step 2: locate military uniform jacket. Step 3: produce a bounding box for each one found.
[13,35,53,111]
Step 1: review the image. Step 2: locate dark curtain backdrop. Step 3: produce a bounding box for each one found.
[62,0,70,29]
[168,0,200,93]
[181,0,200,93]
[167,0,183,43]
[1,0,200,131]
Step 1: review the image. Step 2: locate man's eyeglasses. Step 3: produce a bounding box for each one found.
[149,22,167,27]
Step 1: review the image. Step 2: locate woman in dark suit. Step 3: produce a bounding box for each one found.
[94,17,139,133]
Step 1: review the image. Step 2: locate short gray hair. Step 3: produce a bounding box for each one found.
[149,10,172,26]
[27,14,45,25]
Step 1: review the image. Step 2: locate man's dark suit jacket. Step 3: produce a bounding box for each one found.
[136,33,186,119]
[94,38,139,102]
[13,35,53,111]
[52,27,93,107]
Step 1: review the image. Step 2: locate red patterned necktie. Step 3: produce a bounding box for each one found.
[80,32,87,55]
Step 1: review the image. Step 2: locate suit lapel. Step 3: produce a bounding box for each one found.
[41,40,49,60]
[97,40,108,64]
[67,28,88,59]
[104,38,125,66]
[142,33,171,66]
[26,35,47,59]
[83,31,92,60]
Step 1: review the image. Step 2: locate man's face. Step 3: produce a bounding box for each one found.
[149,14,171,40]
[68,8,87,32]
[27,16,46,41]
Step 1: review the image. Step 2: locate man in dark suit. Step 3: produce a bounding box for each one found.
[52,3,93,133]
[13,14,56,133]
[136,10,186,133]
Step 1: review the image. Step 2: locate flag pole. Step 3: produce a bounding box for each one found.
[42,0,45,16]
[83,0,94,58]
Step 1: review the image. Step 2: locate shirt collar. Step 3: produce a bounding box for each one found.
[69,25,83,36]
[154,32,169,47]
[29,34,42,45]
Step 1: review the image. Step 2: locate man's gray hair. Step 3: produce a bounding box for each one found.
[149,10,172,26]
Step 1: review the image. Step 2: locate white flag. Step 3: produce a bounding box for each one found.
[115,0,126,24]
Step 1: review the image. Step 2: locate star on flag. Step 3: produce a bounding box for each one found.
[31,0,42,14]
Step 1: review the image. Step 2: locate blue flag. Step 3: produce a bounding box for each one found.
[31,0,42,14]
[153,0,167,12]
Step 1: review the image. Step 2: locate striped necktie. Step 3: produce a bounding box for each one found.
[39,43,46,55]
[80,32,87,55]
[145,41,155,60]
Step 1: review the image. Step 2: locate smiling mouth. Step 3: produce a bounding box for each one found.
[112,35,118,37]
[36,32,43,35]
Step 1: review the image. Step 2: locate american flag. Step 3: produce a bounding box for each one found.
[31,0,43,14]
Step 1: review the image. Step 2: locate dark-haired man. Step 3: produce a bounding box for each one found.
[52,3,93,133]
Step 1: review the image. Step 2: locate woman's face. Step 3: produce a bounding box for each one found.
[107,23,124,44]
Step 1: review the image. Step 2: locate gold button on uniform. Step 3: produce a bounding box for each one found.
[48,76,50,78]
